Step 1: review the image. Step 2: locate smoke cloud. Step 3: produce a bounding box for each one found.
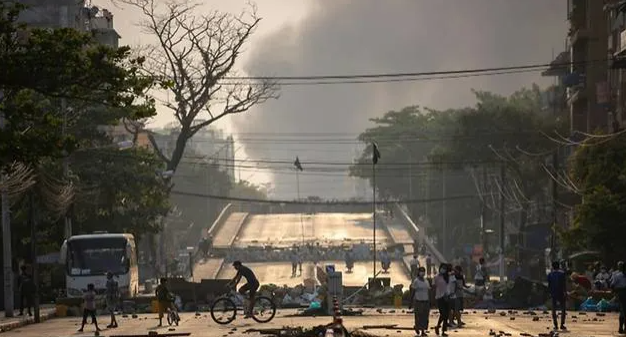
[231,0,567,199]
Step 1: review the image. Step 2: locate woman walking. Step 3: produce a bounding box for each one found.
[410,266,431,336]
[434,263,450,336]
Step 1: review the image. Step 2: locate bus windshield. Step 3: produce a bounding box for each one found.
[67,237,129,276]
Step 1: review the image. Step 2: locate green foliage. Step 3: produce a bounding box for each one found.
[0,2,156,167]
[351,86,563,257]
[563,134,626,263]
[69,148,170,240]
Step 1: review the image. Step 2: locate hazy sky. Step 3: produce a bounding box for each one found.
[98,0,567,199]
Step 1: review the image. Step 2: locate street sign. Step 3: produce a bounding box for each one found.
[36,252,60,264]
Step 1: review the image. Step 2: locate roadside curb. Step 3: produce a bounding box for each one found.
[0,310,56,333]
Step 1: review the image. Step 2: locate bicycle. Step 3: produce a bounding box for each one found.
[166,306,180,326]
[210,286,276,325]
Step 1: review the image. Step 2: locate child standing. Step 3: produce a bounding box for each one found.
[78,283,101,332]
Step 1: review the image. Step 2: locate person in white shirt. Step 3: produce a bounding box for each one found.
[447,264,458,328]
[410,255,421,279]
[434,263,450,336]
[410,267,431,336]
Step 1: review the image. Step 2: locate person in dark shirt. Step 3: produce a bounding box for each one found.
[155,278,171,326]
[18,265,34,316]
[547,261,567,331]
[230,261,259,318]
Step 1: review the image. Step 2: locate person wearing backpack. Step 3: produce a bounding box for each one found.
[105,271,119,328]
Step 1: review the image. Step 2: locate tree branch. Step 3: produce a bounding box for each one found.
[115,0,278,171]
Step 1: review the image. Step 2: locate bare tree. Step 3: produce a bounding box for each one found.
[116,0,278,172]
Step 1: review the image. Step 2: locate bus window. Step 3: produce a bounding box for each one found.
[67,237,129,276]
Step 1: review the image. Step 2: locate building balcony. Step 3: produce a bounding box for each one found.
[542,51,571,77]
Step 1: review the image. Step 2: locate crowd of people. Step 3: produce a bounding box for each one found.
[408,262,471,337]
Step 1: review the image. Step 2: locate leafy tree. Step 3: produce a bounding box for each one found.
[0,2,156,168]
[115,0,278,174]
[438,86,562,260]
[350,106,479,254]
[69,148,170,239]
[562,133,626,263]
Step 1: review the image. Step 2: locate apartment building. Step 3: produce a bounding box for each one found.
[606,0,626,131]
[563,0,610,134]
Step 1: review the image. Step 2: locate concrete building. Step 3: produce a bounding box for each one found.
[564,0,610,133]
[17,0,120,47]
[606,0,626,131]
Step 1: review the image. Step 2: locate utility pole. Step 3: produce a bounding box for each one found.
[62,98,72,240]
[442,169,447,260]
[480,167,487,254]
[498,162,506,281]
[29,193,40,322]
[550,151,559,260]
[372,162,377,279]
[0,89,14,317]
[296,168,304,245]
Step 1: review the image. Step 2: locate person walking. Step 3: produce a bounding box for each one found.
[410,266,431,336]
[434,263,450,336]
[453,265,469,327]
[447,264,458,328]
[155,278,171,327]
[78,284,101,332]
[547,261,567,331]
[410,254,421,279]
[610,261,626,334]
[105,271,119,328]
[426,254,433,277]
[290,249,299,277]
[18,265,34,316]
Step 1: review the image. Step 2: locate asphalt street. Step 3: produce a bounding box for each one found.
[5,309,619,337]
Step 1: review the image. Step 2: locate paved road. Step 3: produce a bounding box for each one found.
[234,213,405,248]
[216,260,411,287]
[212,212,248,248]
[193,258,224,281]
[6,310,619,337]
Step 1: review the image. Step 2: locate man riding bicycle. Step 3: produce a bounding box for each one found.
[229,261,259,318]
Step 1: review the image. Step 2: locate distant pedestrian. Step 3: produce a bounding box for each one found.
[547,261,567,331]
[78,284,101,332]
[410,255,420,279]
[447,264,458,328]
[105,271,119,328]
[475,257,487,287]
[290,249,299,277]
[434,263,450,336]
[610,261,626,334]
[410,266,430,336]
[18,265,34,316]
[453,265,469,327]
[426,254,433,277]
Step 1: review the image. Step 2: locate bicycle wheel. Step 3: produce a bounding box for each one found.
[210,297,237,325]
[251,296,276,323]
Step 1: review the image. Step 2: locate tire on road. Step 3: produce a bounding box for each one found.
[210,297,237,325]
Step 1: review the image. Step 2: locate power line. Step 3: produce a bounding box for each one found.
[85,149,503,168]
[220,68,545,86]
[170,189,479,205]
[222,59,591,81]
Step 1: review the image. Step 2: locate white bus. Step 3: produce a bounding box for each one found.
[60,233,139,298]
